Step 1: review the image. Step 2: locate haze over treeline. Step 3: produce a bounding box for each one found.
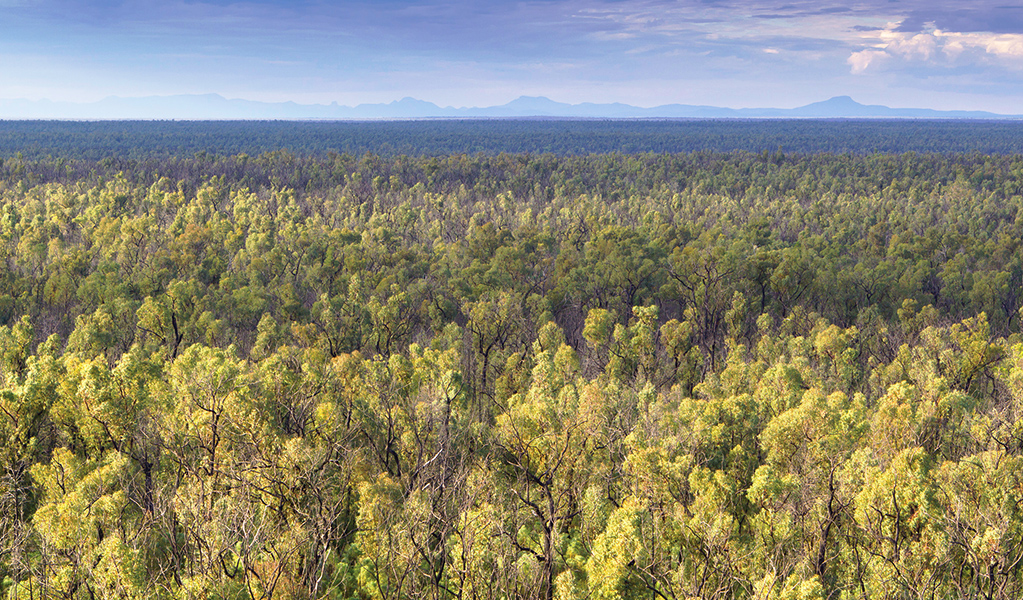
[0,95,1016,120]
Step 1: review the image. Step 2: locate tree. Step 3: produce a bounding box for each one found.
[496,323,590,600]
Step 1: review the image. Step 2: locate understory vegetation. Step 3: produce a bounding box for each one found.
[2,150,1023,599]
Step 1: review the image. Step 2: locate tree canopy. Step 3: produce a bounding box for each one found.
[1,147,1023,599]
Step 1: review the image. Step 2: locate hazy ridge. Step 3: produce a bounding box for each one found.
[0,94,1015,120]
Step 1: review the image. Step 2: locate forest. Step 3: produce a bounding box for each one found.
[5,119,1023,158]
[1,146,1023,599]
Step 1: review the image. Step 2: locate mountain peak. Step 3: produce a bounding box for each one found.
[392,97,433,105]
[804,96,863,108]
[506,96,564,107]
[792,96,882,117]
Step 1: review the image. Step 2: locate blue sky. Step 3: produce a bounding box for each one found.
[3,0,1023,111]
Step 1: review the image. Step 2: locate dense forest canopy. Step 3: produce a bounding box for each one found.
[2,145,1023,599]
[4,119,1023,158]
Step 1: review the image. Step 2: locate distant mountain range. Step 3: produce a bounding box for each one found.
[0,94,1016,120]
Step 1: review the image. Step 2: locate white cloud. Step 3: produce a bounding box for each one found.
[850,22,1023,72]
[880,29,937,59]
[848,49,887,73]
[590,31,638,41]
[936,30,1023,58]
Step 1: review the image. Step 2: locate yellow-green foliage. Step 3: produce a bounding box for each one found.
[3,151,1023,600]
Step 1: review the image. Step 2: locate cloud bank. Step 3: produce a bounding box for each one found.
[850,20,1023,74]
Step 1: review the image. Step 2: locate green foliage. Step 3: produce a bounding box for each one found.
[2,148,1023,599]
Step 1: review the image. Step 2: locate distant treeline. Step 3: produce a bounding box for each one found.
[4,148,1023,203]
[4,118,1023,158]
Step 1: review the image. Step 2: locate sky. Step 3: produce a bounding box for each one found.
[2,0,1023,112]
